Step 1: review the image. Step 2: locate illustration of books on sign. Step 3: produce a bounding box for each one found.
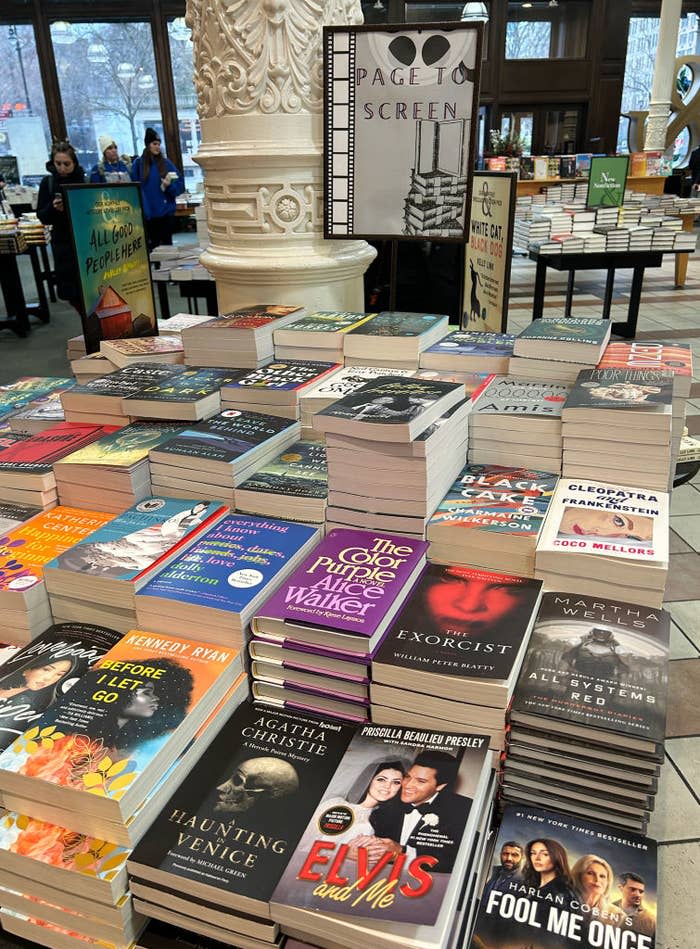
[404,119,468,238]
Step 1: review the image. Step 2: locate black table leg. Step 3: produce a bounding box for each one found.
[612,266,645,339]
[602,268,616,320]
[0,254,31,337]
[27,247,50,323]
[39,244,57,302]
[532,258,547,320]
[565,270,575,317]
[205,283,218,315]
[156,281,171,321]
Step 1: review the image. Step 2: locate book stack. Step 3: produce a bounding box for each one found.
[158,312,216,335]
[270,721,493,949]
[61,365,185,426]
[43,498,228,632]
[235,440,328,526]
[127,701,355,949]
[468,377,568,474]
[298,366,416,438]
[472,804,659,949]
[251,528,428,721]
[343,311,449,370]
[313,377,467,538]
[597,340,693,481]
[370,563,542,759]
[0,421,120,509]
[427,464,558,576]
[0,506,114,644]
[503,592,669,832]
[8,391,66,434]
[0,377,74,422]
[135,514,319,646]
[71,351,115,384]
[66,335,86,362]
[53,422,185,513]
[534,478,669,609]
[181,305,305,369]
[220,361,342,420]
[148,410,301,505]
[123,367,245,422]
[561,368,674,491]
[273,310,376,361]
[509,317,611,385]
[100,336,185,370]
[419,330,515,374]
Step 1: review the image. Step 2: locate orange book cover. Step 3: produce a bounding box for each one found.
[630,152,647,176]
[598,341,692,378]
[0,507,115,604]
[0,631,240,799]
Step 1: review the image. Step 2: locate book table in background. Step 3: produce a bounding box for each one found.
[153,271,218,322]
[529,248,686,339]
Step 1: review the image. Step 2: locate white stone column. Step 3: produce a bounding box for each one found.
[185,0,376,313]
[644,0,683,152]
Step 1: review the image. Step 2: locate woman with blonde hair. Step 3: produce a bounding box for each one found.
[572,854,624,944]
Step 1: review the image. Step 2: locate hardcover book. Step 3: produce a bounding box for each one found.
[253,528,428,653]
[224,361,341,395]
[271,723,491,924]
[0,502,42,535]
[512,592,669,743]
[0,423,121,474]
[471,803,658,949]
[345,311,447,339]
[128,701,353,915]
[422,331,515,359]
[236,441,327,500]
[472,378,569,418]
[428,465,558,542]
[374,564,542,690]
[150,411,299,466]
[0,622,123,750]
[55,423,184,469]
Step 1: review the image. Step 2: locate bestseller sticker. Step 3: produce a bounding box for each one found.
[228,569,264,589]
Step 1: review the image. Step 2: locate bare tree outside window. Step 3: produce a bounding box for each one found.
[505,21,551,60]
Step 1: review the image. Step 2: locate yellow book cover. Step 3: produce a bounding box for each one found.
[55,424,185,469]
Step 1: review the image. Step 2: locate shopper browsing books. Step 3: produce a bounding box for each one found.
[89,135,131,184]
[131,127,183,250]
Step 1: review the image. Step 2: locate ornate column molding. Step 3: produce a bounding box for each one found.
[644,0,682,153]
[186,0,375,312]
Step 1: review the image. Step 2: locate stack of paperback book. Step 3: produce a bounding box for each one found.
[370,563,542,759]
[561,368,674,491]
[157,312,216,335]
[127,701,355,949]
[535,478,669,608]
[468,377,568,474]
[0,506,114,643]
[43,498,228,632]
[298,366,416,438]
[70,350,115,383]
[181,305,305,368]
[235,440,328,526]
[123,367,245,422]
[313,377,466,538]
[135,513,319,645]
[53,422,184,513]
[250,528,427,721]
[220,361,342,420]
[66,335,86,362]
[427,464,558,576]
[510,317,611,384]
[419,330,515,374]
[273,310,376,361]
[270,721,493,949]
[60,365,184,426]
[100,336,185,370]
[503,592,669,832]
[0,421,119,509]
[597,339,693,479]
[148,410,301,505]
[471,804,659,949]
[342,311,449,369]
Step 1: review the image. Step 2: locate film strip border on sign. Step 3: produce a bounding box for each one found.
[325,30,355,238]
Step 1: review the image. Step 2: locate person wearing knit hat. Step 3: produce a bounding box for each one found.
[89,135,131,184]
[131,125,183,251]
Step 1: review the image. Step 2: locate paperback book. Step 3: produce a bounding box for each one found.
[99,336,184,369]
[345,311,448,341]
[597,341,692,398]
[274,310,376,343]
[236,440,327,500]
[563,368,673,423]
[0,423,121,478]
[471,378,569,420]
[0,379,74,420]
[223,361,342,399]
[0,502,41,534]
[514,318,611,362]
[55,422,184,470]
[420,331,515,371]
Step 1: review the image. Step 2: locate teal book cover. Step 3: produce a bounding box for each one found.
[347,311,448,338]
[517,318,610,346]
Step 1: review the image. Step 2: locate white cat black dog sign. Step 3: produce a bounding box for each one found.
[323,23,483,242]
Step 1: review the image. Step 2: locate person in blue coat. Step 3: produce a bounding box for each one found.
[89,135,131,183]
[131,127,184,251]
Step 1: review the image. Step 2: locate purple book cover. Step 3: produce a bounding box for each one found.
[255,528,427,637]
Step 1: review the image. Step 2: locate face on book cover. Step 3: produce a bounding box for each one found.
[424,573,525,632]
[559,508,653,543]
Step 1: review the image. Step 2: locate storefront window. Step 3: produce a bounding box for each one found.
[505,1,589,60]
[50,20,163,174]
[168,17,203,192]
[0,24,52,182]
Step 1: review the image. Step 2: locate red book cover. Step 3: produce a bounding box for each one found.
[204,305,304,331]
[0,423,121,473]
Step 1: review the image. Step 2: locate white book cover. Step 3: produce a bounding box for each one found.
[537,478,669,564]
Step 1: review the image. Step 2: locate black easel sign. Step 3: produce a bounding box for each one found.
[324,22,483,242]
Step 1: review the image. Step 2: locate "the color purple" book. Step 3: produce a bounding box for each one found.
[252,528,427,655]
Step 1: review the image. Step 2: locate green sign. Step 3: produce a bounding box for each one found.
[64,182,158,353]
[586,156,629,209]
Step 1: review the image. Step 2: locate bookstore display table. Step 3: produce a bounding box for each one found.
[155,276,218,322]
[0,246,50,338]
[529,248,677,339]
[675,210,697,289]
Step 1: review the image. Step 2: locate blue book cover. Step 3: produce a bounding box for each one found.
[423,330,516,357]
[150,411,298,465]
[137,514,319,614]
[45,497,227,583]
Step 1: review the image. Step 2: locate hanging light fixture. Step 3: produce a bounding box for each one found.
[51,21,76,45]
[169,18,191,42]
[87,42,108,64]
[117,62,136,81]
[461,2,489,21]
